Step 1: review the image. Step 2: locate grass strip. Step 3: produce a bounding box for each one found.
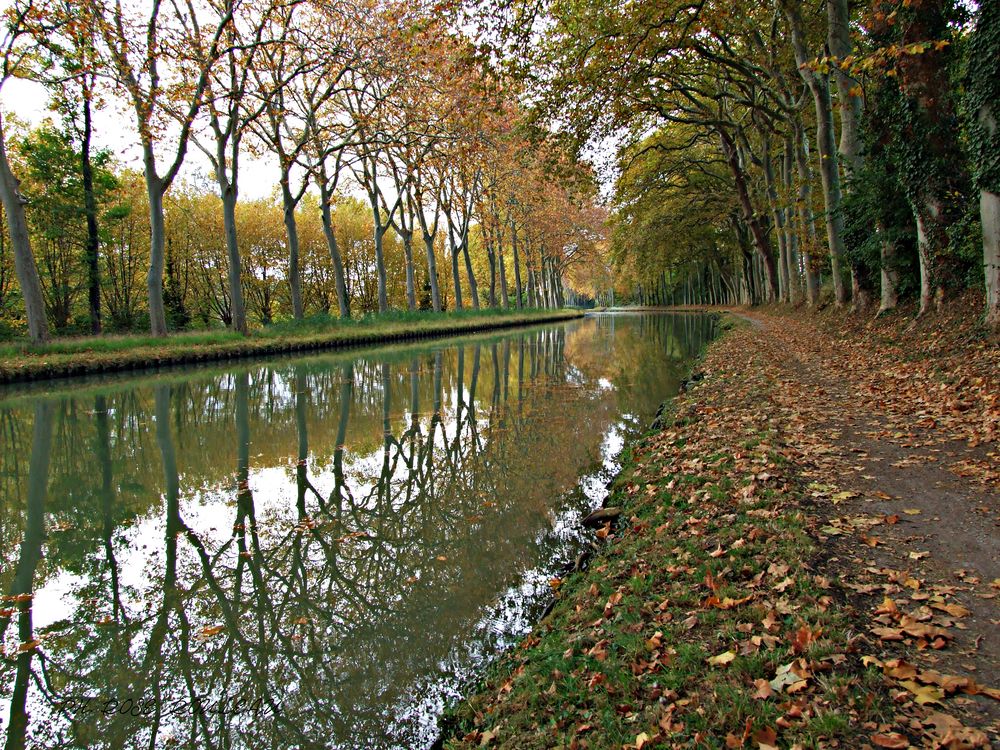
[440,318,892,750]
[0,308,583,385]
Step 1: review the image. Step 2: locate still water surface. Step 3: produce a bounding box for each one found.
[0,312,716,749]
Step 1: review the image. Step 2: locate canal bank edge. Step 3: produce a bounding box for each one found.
[437,312,898,750]
[0,309,584,387]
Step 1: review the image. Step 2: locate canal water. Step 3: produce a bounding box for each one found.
[0,312,716,749]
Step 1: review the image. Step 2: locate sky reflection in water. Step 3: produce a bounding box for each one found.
[0,312,716,749]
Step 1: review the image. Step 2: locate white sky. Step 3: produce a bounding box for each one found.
[2,75,283,201]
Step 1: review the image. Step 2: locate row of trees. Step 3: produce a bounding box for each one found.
[0,0,606,343]
[479,0,998,327]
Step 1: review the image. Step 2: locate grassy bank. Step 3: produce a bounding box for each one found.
[0,308,584,385]
[440,316,894,749]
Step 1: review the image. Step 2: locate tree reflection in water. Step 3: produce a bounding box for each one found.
[0,313,716,749]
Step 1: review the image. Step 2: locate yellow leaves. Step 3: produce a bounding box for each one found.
[704,593,754,610]
[929,601,970,618]
[831,490,859,504]
[899,679,944,705]
[883,659,918,680]
[706,649,736,667]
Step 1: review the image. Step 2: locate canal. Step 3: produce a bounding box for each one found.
[0,312,717,749]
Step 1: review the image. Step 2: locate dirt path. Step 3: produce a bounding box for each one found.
[442,307,998,750]
[739,310,1000,733]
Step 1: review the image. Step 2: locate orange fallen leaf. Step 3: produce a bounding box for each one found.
[871,733,908,748]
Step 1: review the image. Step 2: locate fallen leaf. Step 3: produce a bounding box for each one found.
[707,650,736,666]
[871,733,909,749]
[753,678,773,700]
[898,679,944,705]
[751,725,778,750]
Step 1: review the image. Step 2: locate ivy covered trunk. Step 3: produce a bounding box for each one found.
[895,0,968,315]
[982,191,1000,328]
[967,0,1000,328]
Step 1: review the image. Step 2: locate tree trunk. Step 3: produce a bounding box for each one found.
[897,0,967,314]
[486,231,497,307]
[784,0,848,305]
[878,235,900,314]
[498,240,510,308]
[914,199,949,315]
[719,129,779,300]
[966,0,998,327]
[423,231,441,312]
[511,221,523,309]
[373,227,389,313]
[540,256,551,308]
[81,96,102,334]
[827,0,864,178]
[450,241,463,311]
[983,190,1000,329]
[782,135,801,304]
[283,182,304,319]
[762,135,789,302]
[144,158,168,336]
[812,83,848,306]
[220,182,247,333]
[0,126,49,343]
[793,121,822,305]
[462,237,479,310]
[319,191,350,318]
[402,230,416,312]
